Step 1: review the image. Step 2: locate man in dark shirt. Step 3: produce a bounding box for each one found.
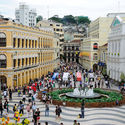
[0,102,3,116]
[33,111,37,125]
[36,108,40,123]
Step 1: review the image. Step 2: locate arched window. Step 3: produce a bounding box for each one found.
[93,53,98,60]
[93,43,98,50]
[0,54,7,68]
[0,32,6,47]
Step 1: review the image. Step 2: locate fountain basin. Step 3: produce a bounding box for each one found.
[66,92,101,99]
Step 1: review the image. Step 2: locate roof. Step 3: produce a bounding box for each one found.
[70,40,81,43]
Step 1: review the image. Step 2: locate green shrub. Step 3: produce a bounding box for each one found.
[49,88,123,103]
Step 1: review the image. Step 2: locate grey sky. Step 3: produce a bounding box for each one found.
[0,0,125,20]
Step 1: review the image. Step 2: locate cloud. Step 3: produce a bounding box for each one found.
[1,0,125,20]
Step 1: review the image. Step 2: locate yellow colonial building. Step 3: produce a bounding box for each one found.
[0,20,55,88]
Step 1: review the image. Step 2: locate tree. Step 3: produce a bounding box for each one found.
[36,15,43,23]
[120,72,125,82]
[76,16,91,24]
[62,15,76,24]
[48,15,62,23]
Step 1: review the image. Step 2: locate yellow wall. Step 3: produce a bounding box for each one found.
[0,21,55,88]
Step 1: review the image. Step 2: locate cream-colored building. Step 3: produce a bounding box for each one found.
[79,37,99,70]
[80,17,114,71]
[0,19,55,89]
[53,34,60,69]
[37,20,64,57]
[73,33,84,41]
[98,43,108,70]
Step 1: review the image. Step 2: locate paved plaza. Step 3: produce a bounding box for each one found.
[1,91,125,125]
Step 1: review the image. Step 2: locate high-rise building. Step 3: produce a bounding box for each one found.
[15,3,37,27]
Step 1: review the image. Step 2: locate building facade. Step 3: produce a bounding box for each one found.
[37,20,64,58]
[15,3,37,27]
[98,43,108,70]
[107,16,125,81]
[80,17,114,71]
[0,20,55,89]
[79,37,99,71]
[63,40,80,63]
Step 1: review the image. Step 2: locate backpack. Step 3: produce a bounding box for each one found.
[13,106,17,112]
[59,107,62,113]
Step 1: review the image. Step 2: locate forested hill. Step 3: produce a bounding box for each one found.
[48,15,91,25]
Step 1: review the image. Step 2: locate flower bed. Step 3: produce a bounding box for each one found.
[48,88,125,108]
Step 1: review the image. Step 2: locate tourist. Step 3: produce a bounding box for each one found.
[22,94,26,103]
[73,120,78,125]
[18,89,21,97]
[45,103,49,116]
[81,100,85,118]
[4,100,9,114]
[45,122,48,125]
[33,111,38,125]
[60,123,64,125]
[3,90,7,99]
[13,104,17,113]
[55,105,62,119]
[19,101,24,115]
[0,102,3,117]
[26,104,31,117]
[36,108,40,123]
[9,88,12,100]
[32,103,37,116]
[98,80,100,88]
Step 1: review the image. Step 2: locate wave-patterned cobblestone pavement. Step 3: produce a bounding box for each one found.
[2,92,125,125]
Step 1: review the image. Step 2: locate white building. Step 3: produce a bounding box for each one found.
[107,16,125,81]
[15,3,37,27]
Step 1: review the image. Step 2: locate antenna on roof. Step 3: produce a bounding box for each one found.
[118,0,120,12]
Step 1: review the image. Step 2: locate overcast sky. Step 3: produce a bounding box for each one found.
[0,0,125,20]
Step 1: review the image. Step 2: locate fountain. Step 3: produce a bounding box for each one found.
[66,86,101,99]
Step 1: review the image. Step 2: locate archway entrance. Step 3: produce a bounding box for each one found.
[0,75,7,90]
[93,64,98,72]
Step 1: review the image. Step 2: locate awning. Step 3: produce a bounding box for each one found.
[79,52,90,57]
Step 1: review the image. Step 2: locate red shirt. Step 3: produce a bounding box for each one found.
[33,87,36,92]
[35,82,37,87]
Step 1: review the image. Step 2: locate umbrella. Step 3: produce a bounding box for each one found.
[42,91,47,93]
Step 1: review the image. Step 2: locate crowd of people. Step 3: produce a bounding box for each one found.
[0,62,121,125]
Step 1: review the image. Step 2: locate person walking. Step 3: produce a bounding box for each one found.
[22,94,26,103]
[13,104,17,113]
[19,102,24,115]
[55,105,62,119]
[4,100,9,115]
[81,100,85,118]
[0,102,3,117]
[33,111,38,125]
[18,89,21,97]
[9,88,12,100]
[73,120,78,125]
[36,108,40,123]
[32,103,37,116]
[26,104,31,117]
[3,90,7,99]
[45,104,49,116]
